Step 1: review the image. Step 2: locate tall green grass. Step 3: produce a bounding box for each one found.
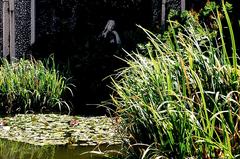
[0,56,73,114]
[111,1,240,158]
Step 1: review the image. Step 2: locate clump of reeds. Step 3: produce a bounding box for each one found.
[0,56,73,114]
[111,1,240,158]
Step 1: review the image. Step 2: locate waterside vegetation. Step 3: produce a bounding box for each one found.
[0,56,73,114]
[0,1,240,159]
[111,1,240,158]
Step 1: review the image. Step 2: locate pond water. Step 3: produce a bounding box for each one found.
[55,144,121,159]
[0,114,123,159]
[0,139,121,159]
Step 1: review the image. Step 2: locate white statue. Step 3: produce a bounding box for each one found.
[99,20,121,45]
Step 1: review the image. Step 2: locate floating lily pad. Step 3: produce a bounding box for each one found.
[0,114,122,147]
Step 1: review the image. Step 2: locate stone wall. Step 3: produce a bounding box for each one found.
[15,0,31,57]
[167,0,181,13]
[0,1,2,56]
[34,0,152,54]
[152,0,181,30]
[0,0,31,57]
[0,0,182,58]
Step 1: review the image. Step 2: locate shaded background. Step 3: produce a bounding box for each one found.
[32,0,152,115]
[30,0,240,115]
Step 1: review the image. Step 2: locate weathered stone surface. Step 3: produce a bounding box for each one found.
[167,0,181,13]
[0,1,2,56]
[151,0,181,29]
[0,0,31,57]
[15,0,31,57]
[152,0,162,27]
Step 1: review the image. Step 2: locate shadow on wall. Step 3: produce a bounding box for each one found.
[31,0,152,115]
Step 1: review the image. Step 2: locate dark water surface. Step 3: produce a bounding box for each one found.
[0,140,121,159]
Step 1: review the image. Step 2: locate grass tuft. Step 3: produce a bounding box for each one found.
[0,56,73,114]
[111,2,240,158]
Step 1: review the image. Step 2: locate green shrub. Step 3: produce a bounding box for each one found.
[0,56,73,114]
[111,2,240,158]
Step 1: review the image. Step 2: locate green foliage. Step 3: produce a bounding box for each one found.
[111,2,240,158]
[164,1,233,40]
[0,56,73,114]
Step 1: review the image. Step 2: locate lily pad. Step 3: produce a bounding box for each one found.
[0,114,122,147]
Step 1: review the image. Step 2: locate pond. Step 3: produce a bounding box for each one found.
[0,139,121,159]
[0,114,122,159]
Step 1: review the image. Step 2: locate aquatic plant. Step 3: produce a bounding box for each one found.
[0,114,122,159]
[111,1,240,158]
[0,56,73,114]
